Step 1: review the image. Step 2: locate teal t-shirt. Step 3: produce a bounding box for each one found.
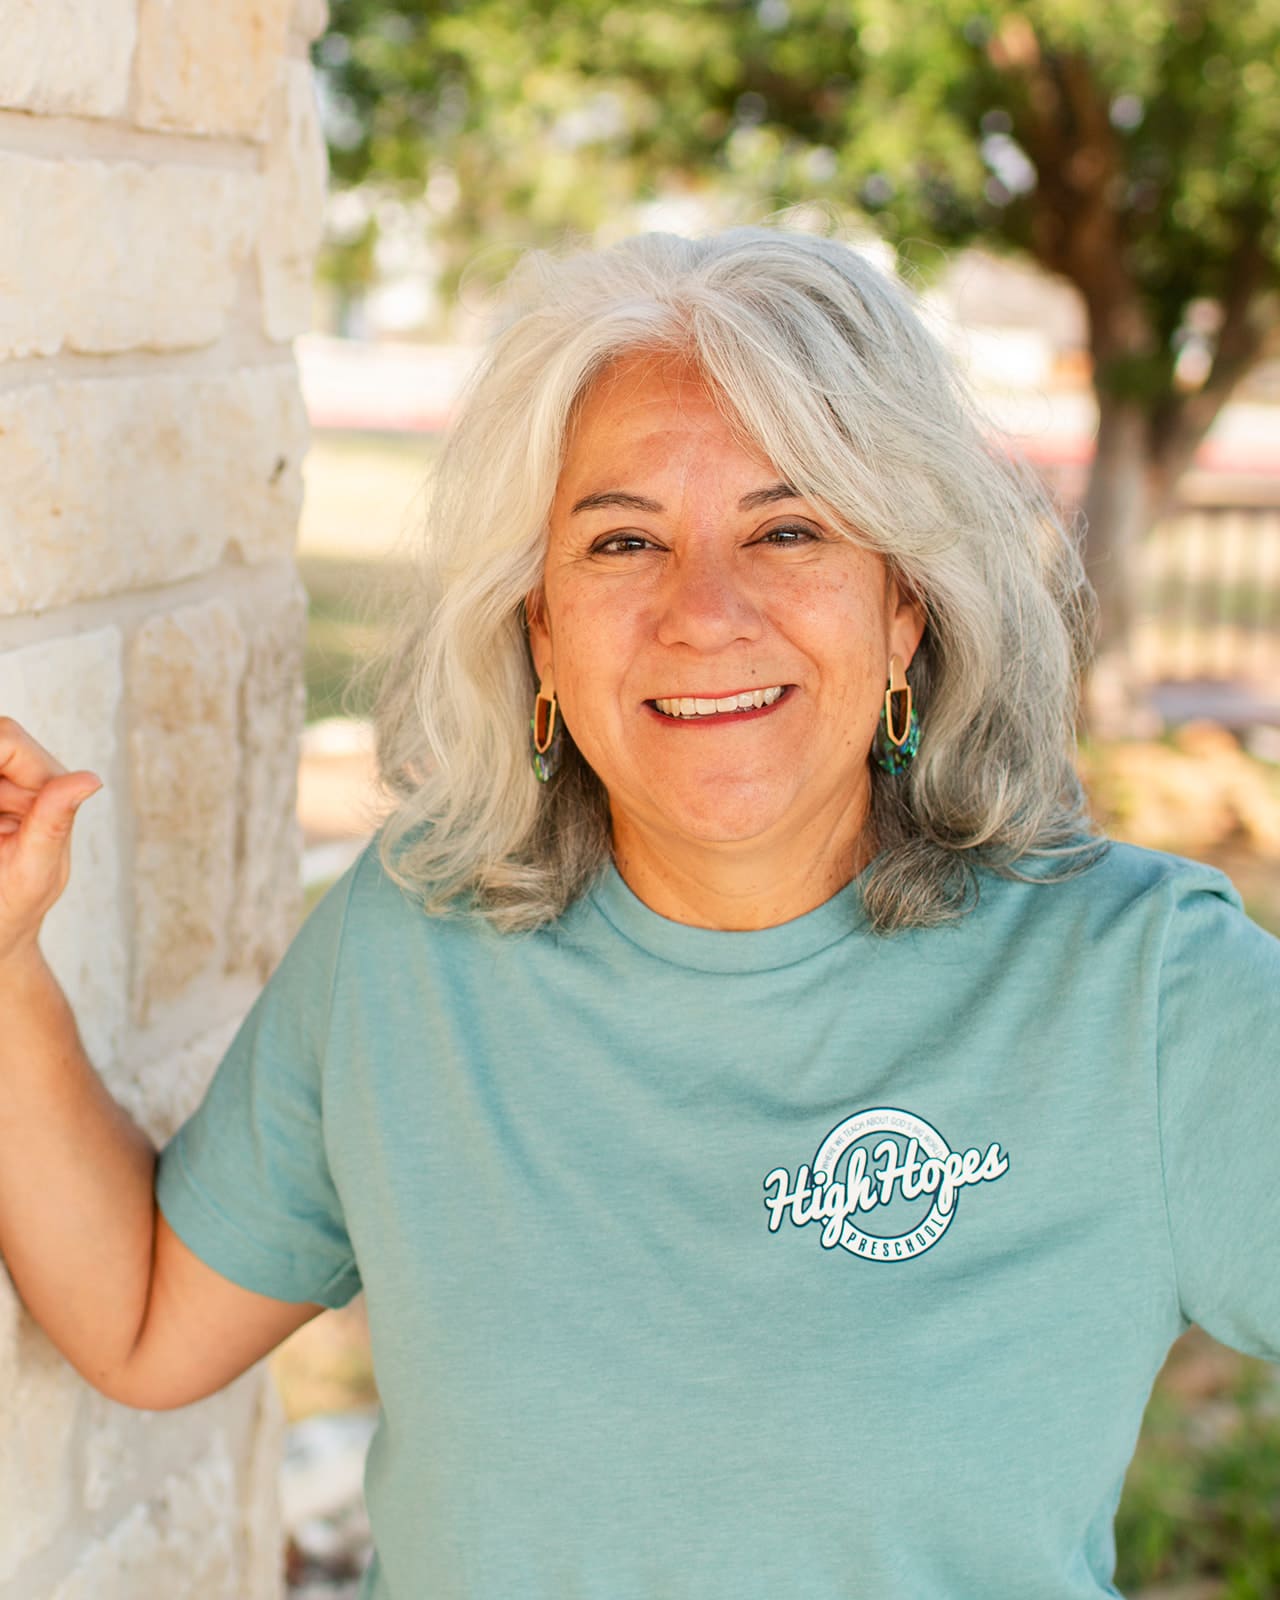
[154,834,1280,1599]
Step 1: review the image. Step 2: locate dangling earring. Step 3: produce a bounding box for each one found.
[872,654,919,775]
[529,685,565,782]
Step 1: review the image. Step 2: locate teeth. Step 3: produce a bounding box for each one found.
[653,686,786,718]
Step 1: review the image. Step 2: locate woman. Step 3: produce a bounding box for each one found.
[2,226,1278,1600]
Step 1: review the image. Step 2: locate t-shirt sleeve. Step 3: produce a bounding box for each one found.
[1156,863,1280,1360]
[153,856,365,1310]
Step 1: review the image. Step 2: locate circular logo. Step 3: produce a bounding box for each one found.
[811,1106,956,1261]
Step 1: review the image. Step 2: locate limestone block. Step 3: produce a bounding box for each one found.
[0,1282,85,1583]
[81,1397,162,1519]
[80,1393,202,1519]
[0,1,135,117]
[0,630,126,1070]
[129,600,247,1025]
[0,368,309,618]
[228,572,308,982]
[241,1371,288,1600]
[50,1433,240,1600]
[111,1006,244,1146]
[258,60,329,342]
[78,1376,262,1523]
[0,154,263,359]
[0,1279,17,1430]
[134,0,294,139]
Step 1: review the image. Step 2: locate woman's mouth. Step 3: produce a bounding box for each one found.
[648,685,790,722]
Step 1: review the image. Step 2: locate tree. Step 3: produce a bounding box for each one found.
[315,0,1280,726]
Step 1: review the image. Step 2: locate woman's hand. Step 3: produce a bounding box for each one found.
[0,716,103,970]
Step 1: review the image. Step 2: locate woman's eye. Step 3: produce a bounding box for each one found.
[758,523,819,546]
[592,533,656,554]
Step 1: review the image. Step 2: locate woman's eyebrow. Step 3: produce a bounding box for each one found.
[737,482,800,510]
[570,490,663,515]
[570,482,799,516]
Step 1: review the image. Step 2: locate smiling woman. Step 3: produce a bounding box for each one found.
[109,227,1280,1599]
[357,227,1101,935]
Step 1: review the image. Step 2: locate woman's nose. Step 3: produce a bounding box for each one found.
[653,547,764,651]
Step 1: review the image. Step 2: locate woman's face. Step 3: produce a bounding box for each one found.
[528,351,926,870]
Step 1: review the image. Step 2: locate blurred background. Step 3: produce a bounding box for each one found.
[274,4,1280,1595]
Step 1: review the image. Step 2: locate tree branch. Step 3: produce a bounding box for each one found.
[1148,228,1276,510]
[997,33,1151,365]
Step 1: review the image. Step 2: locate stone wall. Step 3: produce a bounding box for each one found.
[0,2,330,1593]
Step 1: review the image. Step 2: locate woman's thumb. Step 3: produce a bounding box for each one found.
[24,774,102,848]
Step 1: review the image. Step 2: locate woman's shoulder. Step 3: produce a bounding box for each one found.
[957,838,1278,1027]
[1077,836,1239,901]
[986,834,1242,909]
[323,828,476,941]
[966,834,1258,960]
[321,825,573,966]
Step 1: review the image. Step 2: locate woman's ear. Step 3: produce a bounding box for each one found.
[888,575,928,671]
[524,589,553,688]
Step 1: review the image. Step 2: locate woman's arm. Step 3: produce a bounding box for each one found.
[113,1212,325,1411]
[0,718,322,1408]
[0,945,158,1388]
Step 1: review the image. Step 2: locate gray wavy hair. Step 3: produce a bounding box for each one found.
[349,225,1104,934]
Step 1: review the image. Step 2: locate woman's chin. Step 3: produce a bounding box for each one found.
[619,782,812,852]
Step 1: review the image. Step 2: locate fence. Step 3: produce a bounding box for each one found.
[1135,507,1280,687]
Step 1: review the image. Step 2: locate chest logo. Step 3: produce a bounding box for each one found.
[762,1106,1009,1262]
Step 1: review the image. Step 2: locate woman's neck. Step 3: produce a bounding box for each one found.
[609,804,873,931]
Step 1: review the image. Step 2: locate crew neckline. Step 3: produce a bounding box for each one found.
[587,858,872,974]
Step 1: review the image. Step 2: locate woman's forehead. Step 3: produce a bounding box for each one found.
[577,348,718,422]
[562,350,772,475]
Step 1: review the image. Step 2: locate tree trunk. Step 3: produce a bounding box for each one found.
[1079,392,1162,739]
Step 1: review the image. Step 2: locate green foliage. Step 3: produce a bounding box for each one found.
[316,1,1280,323]
[1116,1358,1280,1593]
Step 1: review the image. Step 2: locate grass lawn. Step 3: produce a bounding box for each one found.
[299,552,414,725]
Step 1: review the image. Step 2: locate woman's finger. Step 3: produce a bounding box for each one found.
[0,774,38,815]
[0,717,68,791]
[0,769,102,964]
[2,775,99,861]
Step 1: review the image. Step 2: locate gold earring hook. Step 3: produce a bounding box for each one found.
[532,687,558,754]
[883,654,912,747]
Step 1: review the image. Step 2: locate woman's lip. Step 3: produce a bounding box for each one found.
[644,685,795,724]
